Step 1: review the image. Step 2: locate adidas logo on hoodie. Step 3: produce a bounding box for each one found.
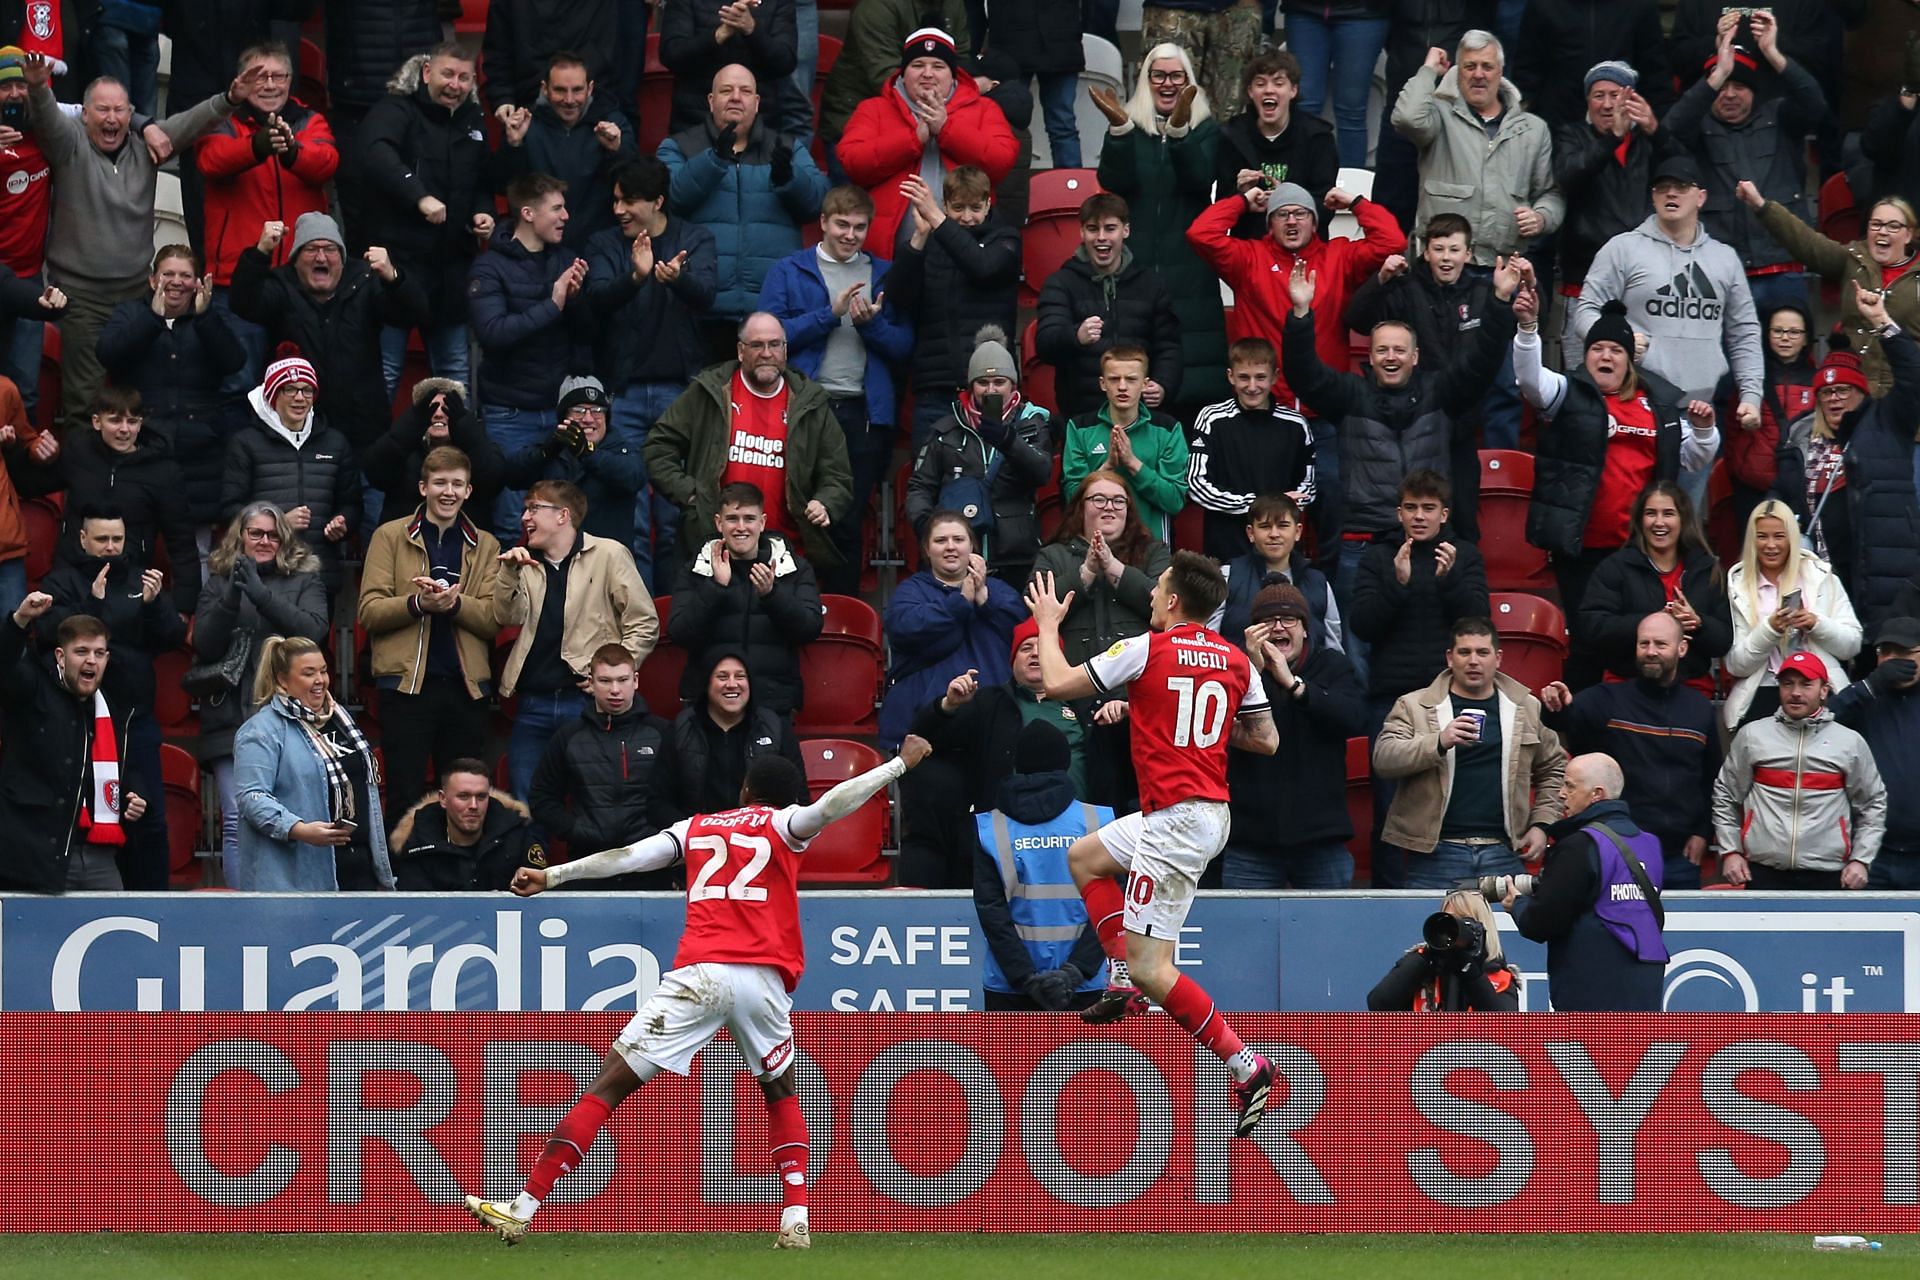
[1645,264,1722,322]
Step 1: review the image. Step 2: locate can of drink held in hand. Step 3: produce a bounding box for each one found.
[1460,709,1487,743]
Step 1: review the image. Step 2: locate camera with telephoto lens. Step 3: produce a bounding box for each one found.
[1478,874,1536,901]
[1422,912,1486,972]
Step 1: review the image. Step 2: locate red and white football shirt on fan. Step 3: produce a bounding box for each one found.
[1085,622,1268,813]
[659,805,813,991]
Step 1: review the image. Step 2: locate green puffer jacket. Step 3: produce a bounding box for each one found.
[1097,117,1227,418]
[1027,537,1174,665]
[643,362,855,568]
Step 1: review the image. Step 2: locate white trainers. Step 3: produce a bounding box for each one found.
[775,1208,811,1249]
[465,1194,531,1245]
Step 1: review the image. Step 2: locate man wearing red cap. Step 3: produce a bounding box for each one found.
[1712,648,1887,890]
[835,27,1016,264]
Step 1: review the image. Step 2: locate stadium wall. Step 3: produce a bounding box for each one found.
[4,1011,1918,1232]
[4,892,1919,1013]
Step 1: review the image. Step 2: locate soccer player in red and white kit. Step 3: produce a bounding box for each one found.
[1025,550,1283,1138]
[464,738,933,1249]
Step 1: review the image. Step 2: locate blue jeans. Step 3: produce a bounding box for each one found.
[2,317,44,420]
[1332,535,1371,690]
[1036,71,1082,168]
[379,322,471,402]
[1403,839,1525,891]
[483,404,554,542]
[610,381,686,590]
[1463,264,1523,448]
[1373,103,1419,228]
[1222,840,1354,889]
[90,24,160,115]
[1283,14,1390,168]
[1747,271,1811,318]
[782,0,819,138]
[211,287,268,398]
[1494,0,1528,54]
[507,688,589,802]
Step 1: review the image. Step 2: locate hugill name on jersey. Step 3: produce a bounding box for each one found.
[1176,648,1230,671]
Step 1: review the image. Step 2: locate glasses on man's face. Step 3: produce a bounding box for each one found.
[244,527,281,543]
[1768,326,1807,337]
[1868,220,1911,233]
[1274,209,1314,222]
[1086,494,1129,509]
[1148,70,1188,85]
[523,502,567,516]
[252,71,291,84]
[740,339,786,353]
[282,386,314,399]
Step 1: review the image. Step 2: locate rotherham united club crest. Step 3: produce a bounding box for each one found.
[27,3,54,41]
[104,780,123,813]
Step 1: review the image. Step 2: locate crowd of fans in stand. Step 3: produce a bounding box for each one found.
[0,3,1916,955]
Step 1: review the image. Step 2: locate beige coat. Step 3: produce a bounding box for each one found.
[1373,670,1568,854]
[356,509,503,699]
[493,531,658,696]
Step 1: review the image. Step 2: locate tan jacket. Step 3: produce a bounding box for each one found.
[1373,671,1568,854]
[494,531,658,697]
[356,508,503,699]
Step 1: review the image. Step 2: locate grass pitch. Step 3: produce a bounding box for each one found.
[0,1233,1902,1280]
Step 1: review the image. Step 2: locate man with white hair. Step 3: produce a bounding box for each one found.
[1504,751,1671,1012]
[21,49,268,432]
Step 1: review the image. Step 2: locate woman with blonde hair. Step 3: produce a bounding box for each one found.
[1367,887,1522,1011]
[1723,500,1862,730]
[232,634,393,891]
[193,501,329,885]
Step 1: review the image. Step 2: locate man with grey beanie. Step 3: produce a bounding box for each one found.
[231,210,430,451]
[1554,60,1683,304]
[906,324,1054,585]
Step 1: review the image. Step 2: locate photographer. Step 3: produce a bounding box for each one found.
[1367,888,1521,1011]
[1503,752,1669,1011]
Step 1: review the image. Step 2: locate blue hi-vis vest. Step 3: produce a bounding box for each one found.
[976,801,1113,994]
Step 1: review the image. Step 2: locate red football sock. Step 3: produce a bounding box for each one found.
[766,1093,808,1208]
[1160,974,1246,1064]
[526,1093,612,1200]
[1080,876,1128,963]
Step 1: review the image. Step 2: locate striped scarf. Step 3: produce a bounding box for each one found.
[277,694,376,825]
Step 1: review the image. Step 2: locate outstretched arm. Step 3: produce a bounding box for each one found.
[785,738,928,841]
[536,826,687,889]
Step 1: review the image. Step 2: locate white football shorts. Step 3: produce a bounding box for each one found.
[1096,799,1231,939]
[612,962,796,1081]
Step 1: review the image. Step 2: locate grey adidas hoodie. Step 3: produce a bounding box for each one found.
[1573,215,1763,408]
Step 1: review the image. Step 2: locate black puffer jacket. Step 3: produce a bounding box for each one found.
[229,246,431,449]
[389,790,543,892]
[1551,123,1672,284]
[1510,0,1674,131]
[322,0,458,116]
[466,231,594,410]
[978,3,1085,76]
[191,546,329,759]
[1576,545,1732,685]
[1525,364,1687,560]
[667,534,823,714]
[221,394,362,590]
[96,301,246,524]
[158,0,308,107]
[53,430,201,614]
[353,56,493,315]
[1342,259,1499,371]
[361,377,507,513]
[487,91,638,250]
[480,0,620,111]
[581,216,718,389]
[669,655,808,816]
[528,701,676,879]
[1034,252,1183,421]
[905,399,1054,577]
[1226,638,1365,848]
[1211,109,1339,239]
[888,214,1021,400]
[0,617,142,895]
[1348,525,1490,700]
[659,0,799,135]
[37,553,188,717]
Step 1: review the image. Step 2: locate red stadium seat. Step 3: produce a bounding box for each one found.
[1171,503,1203,554]
[795,595,883,736]
[1490,592,1568,695]
[455,0,490,33]
[637,34,674,156]
[298,38,328,109]
[162,743,204,886]
[1020,319,1056,417]
[812,35,842,120]
[797,738,891,884]
[1706,457,1744,568]
[22,494,60,589]
[637,596,689,716]
[152,647,200,739]
[1477,450,1552,592]
[1021,168,1100,307]
[1344,736,1371,887]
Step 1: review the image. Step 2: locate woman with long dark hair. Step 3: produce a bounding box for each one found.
[1577,481,1731,694]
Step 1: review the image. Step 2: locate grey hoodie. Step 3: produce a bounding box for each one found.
[1574,215,1763,407]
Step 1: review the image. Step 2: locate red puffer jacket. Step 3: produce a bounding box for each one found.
[837,73,1018,261]
[195,100,341,286]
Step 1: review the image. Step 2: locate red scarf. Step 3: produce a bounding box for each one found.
[76,689,123,846]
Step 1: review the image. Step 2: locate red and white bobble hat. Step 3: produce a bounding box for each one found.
[262,349,319,403]
[902,26,960,72]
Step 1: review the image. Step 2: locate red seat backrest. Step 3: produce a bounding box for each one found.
[797,738,890,884]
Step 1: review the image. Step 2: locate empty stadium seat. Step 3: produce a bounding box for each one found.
[162,743,204,887]
[1706,457,1745,568]
[298,38,328,109]
[1171,503,1203,554]
[1477,450,1552,592]
[1020,319,1056,416]
[797,738,891,884]
[637,595,690,716]
[1326,166,1376,241]
[795,595,883,736]
[637,34,673,155]
[1490,592,1568,695]
[152,647,200,739]
[22,494,60,589]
